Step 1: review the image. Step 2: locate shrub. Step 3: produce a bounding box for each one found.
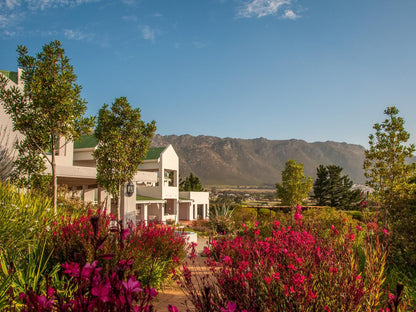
[346,210,364,221]
[232,206,258,227]
[0,182,57,309]
[46,210,189,289]
[178,206,398,312]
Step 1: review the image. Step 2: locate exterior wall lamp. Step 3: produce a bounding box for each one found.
[126,182,135,197]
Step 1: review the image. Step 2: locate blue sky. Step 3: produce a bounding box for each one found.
[1,0,416,147]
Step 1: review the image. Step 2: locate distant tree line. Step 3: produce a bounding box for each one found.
[274,160,361,209]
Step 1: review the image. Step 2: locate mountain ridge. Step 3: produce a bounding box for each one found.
[150,134,366,187]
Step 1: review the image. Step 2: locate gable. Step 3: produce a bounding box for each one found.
[0,70,18,84]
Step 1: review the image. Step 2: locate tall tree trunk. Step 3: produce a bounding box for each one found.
[52,148,57,215]
[117,184,122,220]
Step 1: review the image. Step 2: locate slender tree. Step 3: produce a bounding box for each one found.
[363,106,416,215]
[276,159,313,207]
[0,40,94,213]
[93,97,156,218]
[312,164,361,209]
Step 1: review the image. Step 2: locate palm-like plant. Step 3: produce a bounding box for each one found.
[209,205,235,234]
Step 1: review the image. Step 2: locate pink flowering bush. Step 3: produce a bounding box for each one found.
[46,209,188,287]
[17,258,158,312]
[178,206,397,312]
[4,211,185,311]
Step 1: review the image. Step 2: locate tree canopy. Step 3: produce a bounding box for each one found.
[0,40,94,212]
[93,96,156,218]
[179,172,204,192]
[312,164,361,209]
[363,106,416,214]
[276,159,313,207]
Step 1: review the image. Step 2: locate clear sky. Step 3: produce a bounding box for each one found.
[1,0,416,147]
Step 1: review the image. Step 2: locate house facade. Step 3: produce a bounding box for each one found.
[0,69,209,225]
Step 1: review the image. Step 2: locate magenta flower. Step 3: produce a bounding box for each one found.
[222,255,232,265]
[62,262,80,277]
[294,211,303,221]
[203,247,211,255]
[47,287,55,298]
[81,261,100,280]
[91,280,111,302]
[122,276,143,294]
[121,228,130,240]
[37,294,54,309]
[146,286,158,299]
[168,305,179,312]
[221,302,237,312]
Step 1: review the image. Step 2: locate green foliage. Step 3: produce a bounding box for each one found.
[363,106,416,296]
[346,210,364,221]
[0,40,94,211]
[232,206,257,225]
[363,106,416,213]
[94,96,156,217]
[388,200,416,270]
[312,164,361,209]
[0,182,57,309]
[0,183,54,252]
[180,172,204,191]
[276,159,313,207]
[0,242,61,305]
[209,205,235,234]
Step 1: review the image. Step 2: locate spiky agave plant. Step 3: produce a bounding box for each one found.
[209,205,235,234]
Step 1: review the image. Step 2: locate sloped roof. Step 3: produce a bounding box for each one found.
[74,135,165,160]
[143,147,165,160]
[136,195,164,201]
[74,135,98,148]
[0,70,18,84]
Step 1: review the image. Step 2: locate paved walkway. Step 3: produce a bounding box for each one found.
[153,236,210,312]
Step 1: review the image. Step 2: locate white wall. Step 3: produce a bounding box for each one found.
[179,191,210,220]
[121,182,138,226]
[134,171,158,184]
[0,70,24,151]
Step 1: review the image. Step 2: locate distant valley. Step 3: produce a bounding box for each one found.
[150,134,366,188]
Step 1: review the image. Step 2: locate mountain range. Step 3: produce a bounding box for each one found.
[150,134,366,187]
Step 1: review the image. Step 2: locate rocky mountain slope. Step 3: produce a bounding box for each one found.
[150,134,366,187]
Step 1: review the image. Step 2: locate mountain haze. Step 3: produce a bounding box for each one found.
[150,134,366,187]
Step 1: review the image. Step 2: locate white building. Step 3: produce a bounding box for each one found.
[0,69,209,224]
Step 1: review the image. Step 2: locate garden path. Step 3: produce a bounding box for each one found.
[153,236,210,312]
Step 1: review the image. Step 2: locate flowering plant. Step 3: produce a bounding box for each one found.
[12,212,185,311]
[46,210,188,288]
[179,207,394,311]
